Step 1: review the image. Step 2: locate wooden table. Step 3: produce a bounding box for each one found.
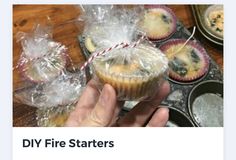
[13,5,223,127]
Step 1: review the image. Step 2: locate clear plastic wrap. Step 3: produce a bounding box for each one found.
[14,71,86,108]
[80,5,144,53]
[80,5,169,101]
[92,43,169,101]
[16,24,68,83]
[14,24,87,109]
[36,104,76,127]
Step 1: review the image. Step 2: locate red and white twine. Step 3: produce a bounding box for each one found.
[13,35,152,71]
[80,35,146,71]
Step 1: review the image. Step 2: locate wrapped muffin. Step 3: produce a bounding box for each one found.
[79,5,143,54]
[80,5,168,100]
[16,24,68,83]
[14,24,87,109]
[92,44,168,100]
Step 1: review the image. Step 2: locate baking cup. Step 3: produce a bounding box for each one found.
[92,45,168,101]
[140,5,177,41]
[94,70,164,100]
[19,53,67,83]
[159,39,210,82]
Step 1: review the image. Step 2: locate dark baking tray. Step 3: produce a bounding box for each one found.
[78,19,223,127]
[191,5,223,46]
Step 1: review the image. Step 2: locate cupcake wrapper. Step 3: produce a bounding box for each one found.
[143,5,177,41]
[95,69,164,101]
[159,39,210,82]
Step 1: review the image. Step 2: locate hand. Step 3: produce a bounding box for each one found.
[65,79,170,127]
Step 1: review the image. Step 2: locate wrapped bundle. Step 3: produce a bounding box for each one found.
[14,24,86,108]
[79,5,169,101]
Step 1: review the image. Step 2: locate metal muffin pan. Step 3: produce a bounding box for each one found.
[166,106,195,127]
[188,80,223,127]
[78,15,223,127]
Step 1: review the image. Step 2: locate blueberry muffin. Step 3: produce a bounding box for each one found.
[204,5,224,38]
[139,5,176,40]
[160,39,209,82]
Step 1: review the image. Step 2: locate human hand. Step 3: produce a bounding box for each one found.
[65,79,170,127]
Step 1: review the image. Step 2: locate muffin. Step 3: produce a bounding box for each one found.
[84,25,105,53]
[85,36,97,53]
[160,39,209,82]
[204,5,224,38]
[84,21,137,53]
[20,53,67,83]
[92,44,168,100]
[139,5,176,40]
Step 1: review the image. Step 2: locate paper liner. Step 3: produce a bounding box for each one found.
[159,39,210,82]
[141,5,177,41]
[94,69,165,100]
[204,5,224,39]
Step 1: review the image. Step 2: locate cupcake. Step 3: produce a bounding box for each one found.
[85,36,97,53]
[20,53,67,83]
[84,21,137,54]
[84,25,105,53]
[92,44,168,100]
[204,5,224,38]
[159,39,209,82]
[17,30,68,83]
[139,5,176,41]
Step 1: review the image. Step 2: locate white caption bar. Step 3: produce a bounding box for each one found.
[13,127,223,160]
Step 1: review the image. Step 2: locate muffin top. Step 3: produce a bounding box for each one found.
[139,6,176,40]
[160,39,209,81]
[92,44,168,78]
[204,5,224,38]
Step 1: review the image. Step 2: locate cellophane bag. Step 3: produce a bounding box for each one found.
[14,71,86,108]
[80,5,144,52]
[79,5,169,101]
[14,24,86,126]
[16,24,68,83]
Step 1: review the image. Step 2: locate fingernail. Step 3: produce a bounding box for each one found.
[159,105,169,113]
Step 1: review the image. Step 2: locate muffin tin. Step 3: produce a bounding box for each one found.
[188,80,223,127]
[166,106,195,127]
[78,10,223,127]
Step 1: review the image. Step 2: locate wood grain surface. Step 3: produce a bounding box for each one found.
[13,5,223,127]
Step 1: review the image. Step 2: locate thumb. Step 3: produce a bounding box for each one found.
[80,84,117,127]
